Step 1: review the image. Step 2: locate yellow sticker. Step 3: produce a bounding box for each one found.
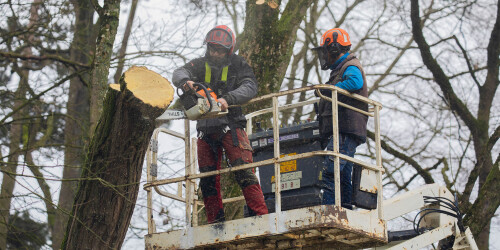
[271,153,297,182]
[280,152,297,172]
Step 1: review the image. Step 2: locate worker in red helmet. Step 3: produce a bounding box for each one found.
[172,25,268,223]
[312,28,368,208]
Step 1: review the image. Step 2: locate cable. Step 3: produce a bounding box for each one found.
[413,194,465,235]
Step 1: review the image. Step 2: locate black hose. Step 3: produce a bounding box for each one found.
[423,196,461,214]
[413,194,465,234]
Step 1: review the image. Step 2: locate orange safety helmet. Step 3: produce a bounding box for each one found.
[313,28,352,70]
[319,28,351,47]
[204,25,236,54]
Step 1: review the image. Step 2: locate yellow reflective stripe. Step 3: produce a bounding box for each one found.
[205,62,229,83]
[205,62,211,83]
[221,66,228,82]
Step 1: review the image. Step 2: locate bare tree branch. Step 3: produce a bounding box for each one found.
[410,0,478,137]
[0,70,86,125]
[488,125,500,152]
[0,51,91,68]
[451,35,481,88]
[367,130,435,184]
[90,0,104,16]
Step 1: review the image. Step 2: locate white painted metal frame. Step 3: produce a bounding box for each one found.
[370,184,479,250]
[146,204,387,249]
[144,85,479,249]
[144,85,386,244]
[244,84,384,212]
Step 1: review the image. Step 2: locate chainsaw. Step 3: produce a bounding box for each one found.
[156,82,228,121]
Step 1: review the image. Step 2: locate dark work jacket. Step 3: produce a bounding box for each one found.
[318,54,368,143]
[172,54,258,134]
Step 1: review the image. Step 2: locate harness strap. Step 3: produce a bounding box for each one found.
[200,128,239,151]
[205,62,211,83]
[221,66,228,82]
[228,125,239,147]
[205,62,229,84]
[203,62,237,147]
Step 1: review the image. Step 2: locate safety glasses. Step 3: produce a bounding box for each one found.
[208,44,229,54]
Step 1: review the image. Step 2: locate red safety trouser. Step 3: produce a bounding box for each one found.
[197,128,268,223]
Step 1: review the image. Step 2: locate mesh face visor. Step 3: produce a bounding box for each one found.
[312,37,332,70]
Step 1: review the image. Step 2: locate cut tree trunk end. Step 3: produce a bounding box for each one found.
[109,66,174,110]
[62,66,173,249]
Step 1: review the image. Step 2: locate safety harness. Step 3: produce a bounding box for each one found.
[203,62,240,149]
[205,62,229,83]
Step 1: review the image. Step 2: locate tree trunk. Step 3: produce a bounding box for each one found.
[0,76,26,250]
[62,66,174,249]
[24,109,56,238]
[411,0,500,248]
[239,0,315,115]
[463,156,500,248]
[52,1,94,248]
[0,1,41,248]
[89,0,121,135]
[210,0,314,221]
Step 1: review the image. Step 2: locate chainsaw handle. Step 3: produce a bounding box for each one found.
[176,86,185,96]
[192,83,213,112]
[177,82,202,97]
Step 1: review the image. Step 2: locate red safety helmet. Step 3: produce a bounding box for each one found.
[313,28,351,70]
[204,25,236,54]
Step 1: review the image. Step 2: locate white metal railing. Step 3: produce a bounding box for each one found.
[144,84,384,233]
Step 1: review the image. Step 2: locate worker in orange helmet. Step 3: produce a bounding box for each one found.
[313,28,368,208]
[172,25,268,223]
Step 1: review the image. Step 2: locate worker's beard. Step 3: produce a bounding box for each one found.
[205,51,230,67]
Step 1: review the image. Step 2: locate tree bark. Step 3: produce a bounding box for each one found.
[0,74,26,250]
[89,0,121,135]
[52,1,94,248]
[62,66,174,249]
[239,0,315,115]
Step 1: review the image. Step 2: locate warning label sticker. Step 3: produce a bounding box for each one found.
[279,152,297,173]
[271,171,302,183]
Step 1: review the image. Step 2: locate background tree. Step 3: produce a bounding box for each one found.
[7,211,49,250]
[113,0,139,84]
[239,0,316,102]
[0,1,68,248]
[52,1,95,248]
[410,0,499,248]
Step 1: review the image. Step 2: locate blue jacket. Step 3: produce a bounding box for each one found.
[318,53,368,144]
[330,53,363,91]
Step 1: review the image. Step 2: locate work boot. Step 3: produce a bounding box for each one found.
[211,208,225,224]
